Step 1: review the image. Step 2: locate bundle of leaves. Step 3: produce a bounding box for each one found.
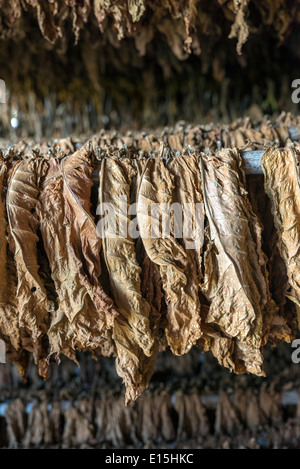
[0,122,300,403]
[0,1,299,134]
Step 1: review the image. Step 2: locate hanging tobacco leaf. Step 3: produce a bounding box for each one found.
[247,174,294,344]
[6,157,51,379]
[0,157,31,378]
[199,148,277,375]
[137,238,166,349]
[99,153,156,404]
[137,156,202,355]
[0,158,19,348]
[37,149,117,362]
[36,157,75,362]
[62,148,118,336]
[261,147,300,327]
[135,156,167,353]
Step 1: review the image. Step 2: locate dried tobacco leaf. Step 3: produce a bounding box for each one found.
[137,156,202,355]
[62,399,94,448]
[135,155,166,350]
[174,391,209,440]
[0,157,30,378]
[261,147,300,325]
[200,148,277,375]
[215,389,241,435]
[29,0,60,43]
[247,174,294,344]
[0,159,19,348]
[5,397,27,448]
[37,150,117,362]
[6,157,51,379]
[168,151,207,344]
[168,151,205,280]
[111,315,157,405]
[100,155,154,354]
[99,154,155,404]
[227,0,250,55]
[36,157,75,361]
[137,238,166,350]
[63,148,117,330]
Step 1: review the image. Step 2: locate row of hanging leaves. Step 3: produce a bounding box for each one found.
[0,132,299,404]
[1,0,297,56]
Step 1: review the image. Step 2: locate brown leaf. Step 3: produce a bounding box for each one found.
[261,147,300,324]
[200,148,277,375]
[7,157,51,378]
[137,156,202,355]
[99,153,156,403]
